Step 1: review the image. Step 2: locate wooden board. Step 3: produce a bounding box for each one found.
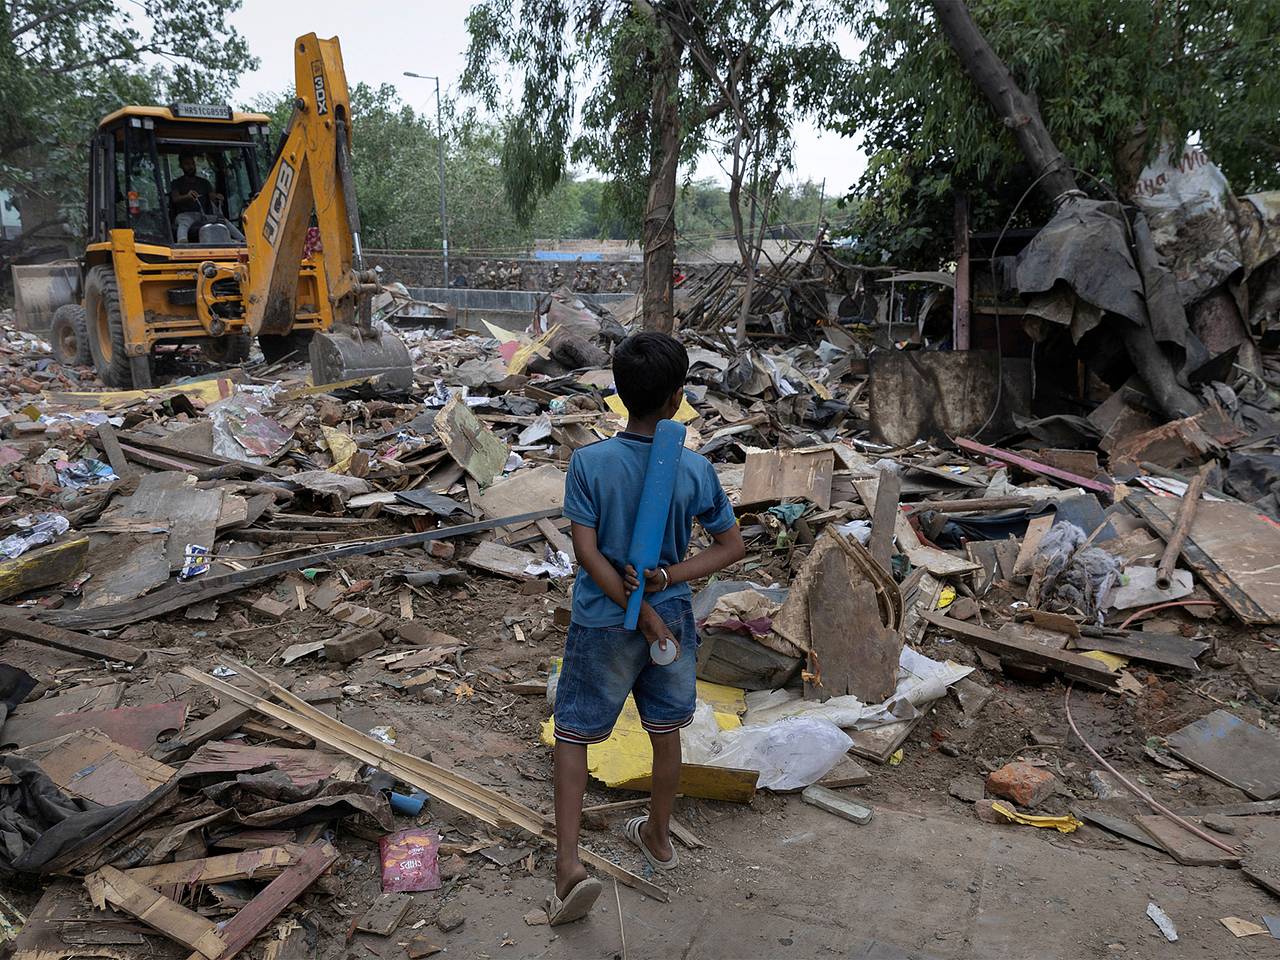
[805,548,900,703]
[1134,495,1280,625]
[123,844,307,887]
[0,609,145,665]
[105,472,224,572]
[1166,710,1280,800]
[1071,629,1207,671]
[817,756,873,788]
[894,513,981,576]
[953,437,1114,496]
[868,468,901,573]
[16,728,176,805]
[1074,809,1167,851]
[435,394,509,487]
[152,704,254,763]
[81,531,170,608]
[474,464,566,521]
[0,536,89,602]
[356,893,412,936]
[847,717,919,764]
[85,865,228,959]
[1,700,186,752]
[186,842,338,960]
[10,880,157,960]
[1013,514,1055,578]
[180,742,357,787]
[923,611,1118,690]
[1133,814,1241,867]
[462,540,536,581]
[739,448,834,509]
[613,762,758,804]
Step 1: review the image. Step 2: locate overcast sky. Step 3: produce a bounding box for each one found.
[228,0,866,196]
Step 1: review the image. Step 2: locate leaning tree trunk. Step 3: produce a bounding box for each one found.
[640,22,681,333]
[931,0,1199,420]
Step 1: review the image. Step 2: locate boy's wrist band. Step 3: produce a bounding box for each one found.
[658,567,670,589]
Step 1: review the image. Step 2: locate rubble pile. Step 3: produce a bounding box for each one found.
[2,225,1280,954]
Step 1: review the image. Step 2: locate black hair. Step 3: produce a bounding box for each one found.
[613,332,688,418]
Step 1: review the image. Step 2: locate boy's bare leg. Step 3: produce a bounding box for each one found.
[640,730,679,862]
[553,741,590,898]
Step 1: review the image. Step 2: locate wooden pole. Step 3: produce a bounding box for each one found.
[1155,462,1213,590]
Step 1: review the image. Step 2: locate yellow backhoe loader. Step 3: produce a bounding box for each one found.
[12,33,412,391]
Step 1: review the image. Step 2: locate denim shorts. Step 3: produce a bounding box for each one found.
[553,596,699,744]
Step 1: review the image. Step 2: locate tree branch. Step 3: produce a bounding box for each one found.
[11,0,98,39]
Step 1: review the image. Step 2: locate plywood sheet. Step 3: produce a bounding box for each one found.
[805,548,900,702]
[739,448,834,509]
[1141,496,1280,624]
[474,464,565,520]
[16,728,176,805]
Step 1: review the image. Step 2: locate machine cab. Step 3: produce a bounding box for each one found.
[88,104,274,250]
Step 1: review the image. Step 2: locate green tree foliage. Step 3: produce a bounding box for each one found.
[461,0,845,237]
[832,0,1280,267]
[0,0,256,256]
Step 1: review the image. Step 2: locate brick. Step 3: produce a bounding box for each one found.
[985,762,1057,808]
[324,627,385,663]
[426,541,455,560]
[553,605,572,627]
[250,595,291,620]
[973,799,1010,824]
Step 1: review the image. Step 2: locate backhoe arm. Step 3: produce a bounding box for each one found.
[239,33,373,337]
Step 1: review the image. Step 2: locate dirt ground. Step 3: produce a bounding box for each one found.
[7,565,1276,960]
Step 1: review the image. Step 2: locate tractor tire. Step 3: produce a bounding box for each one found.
[200,333,252,365]
[259,329,314,365]
[84,265,145,388]
[50,304,92,366]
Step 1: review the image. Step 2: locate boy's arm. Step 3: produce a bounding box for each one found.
[570,522,674,643]
[626,523,745,591]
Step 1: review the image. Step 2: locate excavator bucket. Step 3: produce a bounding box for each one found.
[11,261,81,336]
[309,327,414,392]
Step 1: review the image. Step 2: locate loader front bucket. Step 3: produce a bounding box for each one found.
[12,261,81,336]
[309,326,414,393]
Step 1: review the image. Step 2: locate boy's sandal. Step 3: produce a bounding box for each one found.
[546,876,603,926]
[625,815,679,871]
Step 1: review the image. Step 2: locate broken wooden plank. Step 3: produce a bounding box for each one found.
[153,704,254,763]
[181,662,671,903]
[16,728,176,806]
[953,437,1114,496]
[739,447,834,510]
[818,756,873,788]
[435,394,509,486]
[94,423,136,480]
[535,516,575,560]
[37,507,563,632]
[805,547,900,702]
[356,893,412,936]
[1130,493,1280,625]
[923,611,1118,690]
[0,609,145,665]
[2,700,185,752]
[185,842,338,960]
[474,464,566,522]
[1072,628,1207,671]
[1012,514,1055,578]
[86,865,228,959]
[123,844,307,888]
[894,512,980,576]
[0,536,89,602]
[1133,814,1241,867]
[868,468,901,574]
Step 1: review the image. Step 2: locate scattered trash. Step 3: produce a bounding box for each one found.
[1147,902,1178,942]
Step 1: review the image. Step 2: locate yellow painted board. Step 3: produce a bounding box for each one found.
[542,676,745,789]
[44,377,237,408]
[604,392,699,425]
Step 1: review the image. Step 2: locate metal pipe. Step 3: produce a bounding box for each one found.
[403,71,450,286]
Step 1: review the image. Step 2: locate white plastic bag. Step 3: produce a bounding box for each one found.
[681,706,852,791]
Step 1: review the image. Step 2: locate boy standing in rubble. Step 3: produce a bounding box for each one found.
[547,332,745,924]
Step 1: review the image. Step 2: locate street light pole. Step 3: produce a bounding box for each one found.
[403,71,449,287]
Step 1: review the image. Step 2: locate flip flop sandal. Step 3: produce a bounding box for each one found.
[625,815,679,871]
[545,875,603,926]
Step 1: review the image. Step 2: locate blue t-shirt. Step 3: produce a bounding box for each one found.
[563,432,737,627]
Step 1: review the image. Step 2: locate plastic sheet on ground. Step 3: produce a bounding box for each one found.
[739,646,973,732]
[680,706,851,791]
[540,673,745,788]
